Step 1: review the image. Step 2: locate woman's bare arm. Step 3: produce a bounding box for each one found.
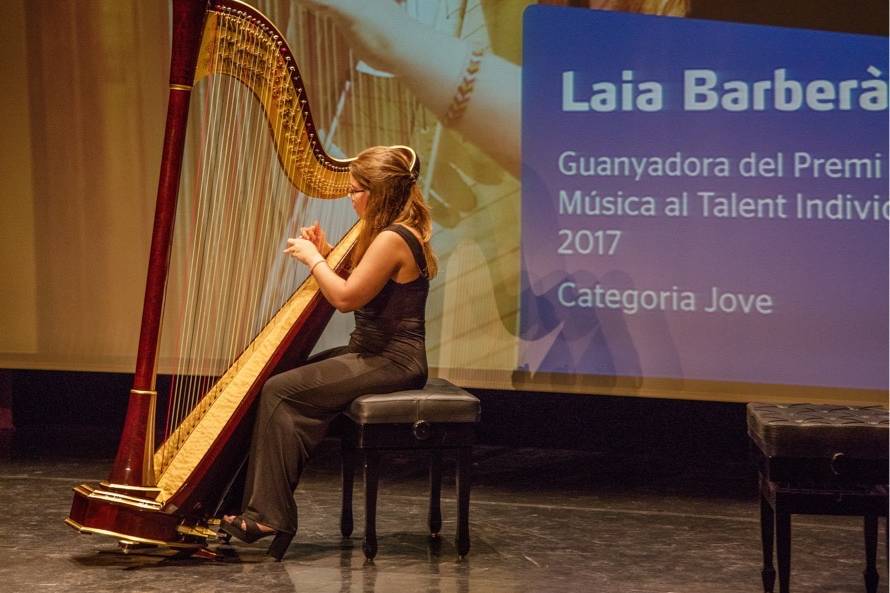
[285,230,408,312]
[297,0,521,176]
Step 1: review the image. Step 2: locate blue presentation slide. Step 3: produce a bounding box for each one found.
[520,6,888,391]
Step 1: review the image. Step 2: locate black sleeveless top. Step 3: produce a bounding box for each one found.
[348,224,429,375]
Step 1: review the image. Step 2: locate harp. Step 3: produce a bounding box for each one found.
[65,0,363,553]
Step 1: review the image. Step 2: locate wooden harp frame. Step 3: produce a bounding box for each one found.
[65,0,360,551]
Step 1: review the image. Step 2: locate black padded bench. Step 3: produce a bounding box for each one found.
[747,403,889,593]
[338,378,481,560]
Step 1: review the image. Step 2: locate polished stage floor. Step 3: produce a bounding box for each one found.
[1,443,885,593]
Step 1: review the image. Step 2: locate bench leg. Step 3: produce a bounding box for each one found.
[455,447,471,558]
[760,491,776,593]
[776,510,791,593]
[428,450,442,538]
[864,514,879,593]
[340,442,356,537]
[363,449,380,560]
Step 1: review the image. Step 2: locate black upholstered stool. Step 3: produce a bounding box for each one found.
[339,378,481,560]
[747,403,889,593]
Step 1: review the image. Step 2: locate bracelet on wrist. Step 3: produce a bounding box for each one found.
[309,258,326,274]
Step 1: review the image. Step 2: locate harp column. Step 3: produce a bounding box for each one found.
[105,0,208,492]
[104,86,192,493]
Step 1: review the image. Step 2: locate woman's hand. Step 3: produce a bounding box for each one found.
[300,220,331,256]
[284,237,322,267]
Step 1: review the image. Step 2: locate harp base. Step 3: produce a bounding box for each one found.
[66,482,219,551]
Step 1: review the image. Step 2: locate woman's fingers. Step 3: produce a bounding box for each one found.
[299,221,325,249]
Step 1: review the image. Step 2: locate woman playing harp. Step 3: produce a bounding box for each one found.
[221,145,438,560]
[65,0,438,558]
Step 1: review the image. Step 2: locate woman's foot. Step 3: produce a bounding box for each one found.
[220,514,275,543]
[220,515,295,561]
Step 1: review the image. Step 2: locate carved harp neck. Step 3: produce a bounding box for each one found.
[196,1,351,194]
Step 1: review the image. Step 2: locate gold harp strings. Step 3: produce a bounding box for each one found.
[166,15,231,465]
[231,15,276,362]
[158,6,342,471]
[162,13,236,465]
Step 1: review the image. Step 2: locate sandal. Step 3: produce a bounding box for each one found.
[220,515,294,561]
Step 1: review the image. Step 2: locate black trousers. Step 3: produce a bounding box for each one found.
[241,346,425,534]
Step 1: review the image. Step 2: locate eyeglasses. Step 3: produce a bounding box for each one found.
[347,187,367,198]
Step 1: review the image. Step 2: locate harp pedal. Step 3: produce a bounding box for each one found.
[192,547,225,560]
[177,522,222,542]
[118,540,159,554]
